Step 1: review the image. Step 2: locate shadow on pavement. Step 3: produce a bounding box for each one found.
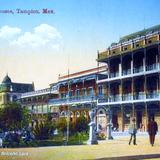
[93,154,160,160]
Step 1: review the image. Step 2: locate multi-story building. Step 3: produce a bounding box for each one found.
[49,66,107,124]
[97,25,160,132]
[0,74,34,107]
[20,87,58,125]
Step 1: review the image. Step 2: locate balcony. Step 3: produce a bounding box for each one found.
[122,69,131,76]
[97,95,108,103]
[110,72,119,78]
[146,91,159,99]
[49,95,97,105]
[122,93,132,101]
[133,66,144,73]
[146,63,159,71]
[134,92,145,100]
[109,94,122,102]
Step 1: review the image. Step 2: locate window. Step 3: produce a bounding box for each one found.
[43,105,48,113]
[12,95,17,102]
[148,40,152,44]
[69,90,73,97]
[76,89,80,97]
[98,85,103,95]
[88,87,93,96]
[136,43,139,48]
[76,111,80,118]
[61,93,66,99]
[82,88,86,96]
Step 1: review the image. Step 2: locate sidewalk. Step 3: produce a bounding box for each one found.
[0,135,160,160]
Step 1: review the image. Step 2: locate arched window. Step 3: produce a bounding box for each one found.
[76,111,80,118]
[82,111,87,117]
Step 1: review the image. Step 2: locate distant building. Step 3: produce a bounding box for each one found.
[0,74,34,107]
[97,24,160,132]
[20,88,58,125]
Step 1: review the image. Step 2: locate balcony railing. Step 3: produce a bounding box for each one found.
[109,94,122,102]
[133,66,144,73]
[146,91,159,99]
[146,63,159,71]
[97,95,108,103]
[110,72,119,78]
[49,95,97,105]
[134,92,145,100]
[122,69,131,76]
[122,93,132,101]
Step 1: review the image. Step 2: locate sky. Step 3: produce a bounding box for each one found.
[0,0,160,89]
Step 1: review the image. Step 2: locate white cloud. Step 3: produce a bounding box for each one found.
[0,25,21,40]
[0,24,62,51]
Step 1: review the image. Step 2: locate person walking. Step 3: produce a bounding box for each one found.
[147,117,158,146]
[128,117,137,145]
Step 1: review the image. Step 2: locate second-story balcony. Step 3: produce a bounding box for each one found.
[122,93,132,101]
[109,94,122,102]
[49,95,97,106]
[134,92,145,100]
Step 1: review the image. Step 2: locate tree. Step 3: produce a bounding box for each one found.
[56,117,67,135]
[0,102,30,131]
[75,116,89,133]
[33,115,56,140]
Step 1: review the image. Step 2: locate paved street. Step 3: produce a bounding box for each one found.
[0,135,160,160]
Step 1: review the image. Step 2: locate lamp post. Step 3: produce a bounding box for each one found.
[66,69,70,145]
[107,107,113,140]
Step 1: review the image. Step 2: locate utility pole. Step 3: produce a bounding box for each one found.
[66,69,70,144]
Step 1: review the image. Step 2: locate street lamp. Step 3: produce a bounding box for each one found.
[107,107,113,140]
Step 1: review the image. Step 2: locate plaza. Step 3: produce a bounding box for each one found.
[0,134,160,160]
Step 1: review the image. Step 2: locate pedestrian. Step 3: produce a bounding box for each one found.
[147,117,158,146]
[128,117,137,145]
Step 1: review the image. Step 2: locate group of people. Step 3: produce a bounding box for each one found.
[128,117,158,146]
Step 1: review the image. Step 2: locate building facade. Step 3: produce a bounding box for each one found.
[49,66,107,124]
[0,74,34,107]
[20,87,58,125]
[97,25,160,132]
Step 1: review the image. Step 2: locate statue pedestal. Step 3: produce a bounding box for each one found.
[106,123,113,140]
[87,110,98,145]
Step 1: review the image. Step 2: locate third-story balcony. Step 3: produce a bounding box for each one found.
[122,69,131,76]
[110,72,119,78]
[133,66,144,73]
[146,63,159,71]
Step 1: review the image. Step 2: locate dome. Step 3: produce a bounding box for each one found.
[2,74,12,84]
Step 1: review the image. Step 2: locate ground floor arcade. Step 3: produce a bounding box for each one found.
[96,101,160,132]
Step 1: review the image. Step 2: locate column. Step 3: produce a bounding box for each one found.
[143,48,146,72]
[144,103,148,132]
[119,105,124,131]
[132,104,135,117]
[132,52,134,74]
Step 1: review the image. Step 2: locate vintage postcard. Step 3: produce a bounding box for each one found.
[0,0,160,160]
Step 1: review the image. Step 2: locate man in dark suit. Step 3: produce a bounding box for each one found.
[147,117,158,146]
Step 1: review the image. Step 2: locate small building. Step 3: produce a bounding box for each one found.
[0,74,34,107]
[20,88,58,125]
